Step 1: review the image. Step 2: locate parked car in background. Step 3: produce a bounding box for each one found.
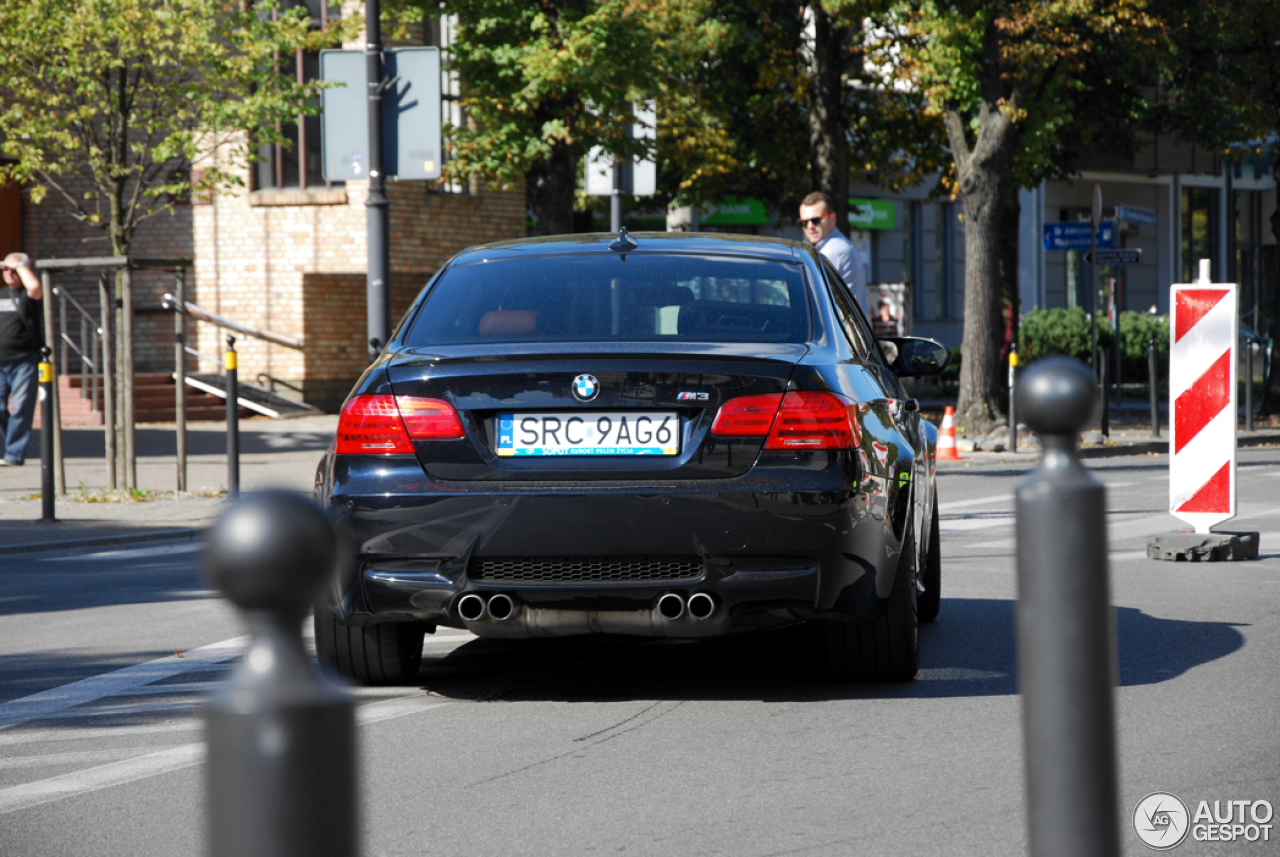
[314,231,948,685]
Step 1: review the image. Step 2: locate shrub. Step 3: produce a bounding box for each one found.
[1019,307,1168,381]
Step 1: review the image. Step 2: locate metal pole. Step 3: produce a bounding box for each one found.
[100,273,116,491]
[203,492,358,857]
[226,335,239,500]
[39,347,54,522]
[1148,338,1159,438]
[365,0,391,362]
[122,265,136,491]
[79,315,87,401]
[40,271,64,496]
[1015,356,1121,857]
[174,269,187,492]
[611,159,623,233]
[1245,342,1253,432]
[1090,234,1098,376]
[1112,279,1122,407]
[1008,342,1018,453]
[1100,358,1109,437]
[59,293,67,380]
[90,326,99,414]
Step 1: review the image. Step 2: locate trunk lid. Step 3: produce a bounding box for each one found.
[386,342,807,482]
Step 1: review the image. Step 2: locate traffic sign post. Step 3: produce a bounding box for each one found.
[585,102,657,232]
[321,31,443,363]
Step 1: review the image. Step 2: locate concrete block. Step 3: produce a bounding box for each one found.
[1147,531,1260,562]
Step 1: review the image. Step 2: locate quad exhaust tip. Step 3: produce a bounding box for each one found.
[657,592,685,621]
[457,593,487,622]
[687,592,716,621]
[487,593,517,621]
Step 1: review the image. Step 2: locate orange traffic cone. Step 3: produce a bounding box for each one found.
[937,405,962,460]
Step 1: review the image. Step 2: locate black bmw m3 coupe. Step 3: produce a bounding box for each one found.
[314,231,948,685]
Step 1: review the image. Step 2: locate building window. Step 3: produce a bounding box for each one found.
[934,202,952,318]
[254,2,342,192]
[1181,187,1218,282]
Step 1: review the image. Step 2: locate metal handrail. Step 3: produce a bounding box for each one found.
[51,286,102,412]
[161,294,303,351]
[186,345,226,369]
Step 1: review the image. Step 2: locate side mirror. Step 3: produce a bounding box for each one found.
[877,336,951,377]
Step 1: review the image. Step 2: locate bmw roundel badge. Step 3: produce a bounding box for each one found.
[571,374,600,402]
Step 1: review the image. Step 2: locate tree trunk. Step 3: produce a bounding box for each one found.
[805,1,850,233]
[526,141,578,236]
[956,168,1010,433]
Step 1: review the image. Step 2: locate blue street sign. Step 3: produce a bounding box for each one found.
[1043,221,1116,251]
[1114,203,1157,227]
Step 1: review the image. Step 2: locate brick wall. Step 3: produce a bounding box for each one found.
[20,178,196,378]
[193,156,526,411]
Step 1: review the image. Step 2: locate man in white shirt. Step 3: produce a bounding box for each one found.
[798,191,869,313]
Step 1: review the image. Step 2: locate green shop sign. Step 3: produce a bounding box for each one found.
[701,195,770,226]
[849,198,895,230]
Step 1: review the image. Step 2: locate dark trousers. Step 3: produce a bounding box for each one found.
[0,354,39,464]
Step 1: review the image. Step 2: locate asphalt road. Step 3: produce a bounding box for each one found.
[1,449,1278,856]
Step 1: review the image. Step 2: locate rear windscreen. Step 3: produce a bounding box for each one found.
[402,254,810,346]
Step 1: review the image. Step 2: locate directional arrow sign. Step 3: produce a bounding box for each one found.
[1086,249,1142,266]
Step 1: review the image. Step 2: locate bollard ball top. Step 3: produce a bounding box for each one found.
[1015,356,1100,437]
[204,490,338,614]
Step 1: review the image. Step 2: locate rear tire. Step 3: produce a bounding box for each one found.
[314,607,425,686]
[918,502,941,624]
[820,536,919,682]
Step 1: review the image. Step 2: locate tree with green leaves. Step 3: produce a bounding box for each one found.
[0,0,352,257]
[395,0,660,235]
[1152,0,1280,414]
[897,0,1163,431]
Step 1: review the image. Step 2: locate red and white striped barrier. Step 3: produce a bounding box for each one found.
[1170,260,1238,533]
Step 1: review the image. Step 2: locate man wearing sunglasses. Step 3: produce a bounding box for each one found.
[798,191,868,314]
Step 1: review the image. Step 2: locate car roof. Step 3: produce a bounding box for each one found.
[449,232,811,267]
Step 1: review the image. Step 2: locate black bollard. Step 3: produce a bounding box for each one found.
[1148,338,1159,438]
[1015,357,1120,857]
[1008,343,1018,453]
[225,335,239,499]
[1099,358,1109,437]
[39,347,55,522]
[203,491,358,857]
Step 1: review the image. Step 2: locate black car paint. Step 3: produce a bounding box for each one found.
[316,233,938,634]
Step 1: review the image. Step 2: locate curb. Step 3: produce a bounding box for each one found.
[3,526,206,557]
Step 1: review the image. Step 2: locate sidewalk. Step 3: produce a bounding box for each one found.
[0,415,335,552]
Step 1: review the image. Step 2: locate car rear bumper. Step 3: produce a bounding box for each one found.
[322,454,900,635]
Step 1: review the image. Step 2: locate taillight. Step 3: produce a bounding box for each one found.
[336,395,464,455]
[710,393,784,437]
[396,397,466,439]
[764,391,857,449]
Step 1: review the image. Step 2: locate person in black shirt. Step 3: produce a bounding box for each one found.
[0,253,44,466]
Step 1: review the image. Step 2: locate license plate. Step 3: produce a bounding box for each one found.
[496,412,679,457]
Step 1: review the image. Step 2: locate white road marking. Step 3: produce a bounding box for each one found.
[0,637,246,732]
[939,516,1015,532]
[941,494,1011,511]
[917,668,1007,681]
[42,542,203,562]
[0,694,448,815]
[0,722,202,747]
[0,748,145,770]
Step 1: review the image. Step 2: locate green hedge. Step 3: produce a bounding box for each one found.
[1019,307,1168,380]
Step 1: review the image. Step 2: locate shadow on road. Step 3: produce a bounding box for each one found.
[0,543,210,617]
[416,597,1245,703]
